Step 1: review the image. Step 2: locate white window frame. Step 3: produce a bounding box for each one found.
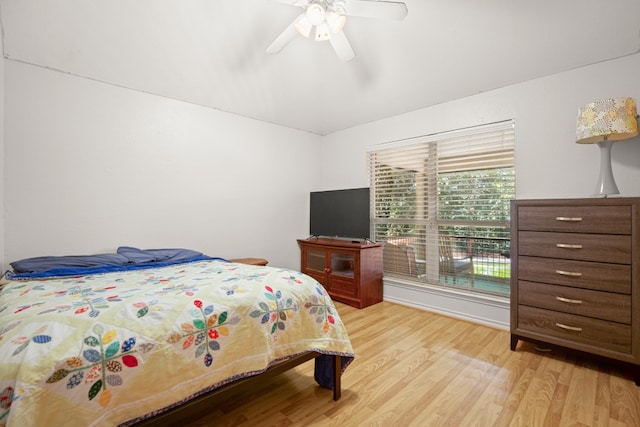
[368,121,515,296]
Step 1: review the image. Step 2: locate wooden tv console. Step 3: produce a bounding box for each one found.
[298,238,383,309]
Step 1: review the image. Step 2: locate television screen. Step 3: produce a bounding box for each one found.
[309,188,370,240]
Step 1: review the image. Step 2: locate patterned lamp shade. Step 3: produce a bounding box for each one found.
[576,97,638,144]
[575,97,639,197]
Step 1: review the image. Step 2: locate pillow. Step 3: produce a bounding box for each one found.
[10,253,130,274]
[117,246,204,264]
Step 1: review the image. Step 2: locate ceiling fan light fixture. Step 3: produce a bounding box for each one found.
[326,11,346,34]
[306,3,326,26]
[315,21,331,41]
[267,0,408,61]
[294,15,313,37]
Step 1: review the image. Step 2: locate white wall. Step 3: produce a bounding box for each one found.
[320,53,640,197]
[3,60,321,269]
[318,53,640,328]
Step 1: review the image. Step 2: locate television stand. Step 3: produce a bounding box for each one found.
[297,238,383,309]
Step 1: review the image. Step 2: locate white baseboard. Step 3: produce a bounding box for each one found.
[383,278,510,330]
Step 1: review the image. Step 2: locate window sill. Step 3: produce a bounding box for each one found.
[382,277,510,330]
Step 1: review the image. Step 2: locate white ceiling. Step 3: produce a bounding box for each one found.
[2,0,640,135]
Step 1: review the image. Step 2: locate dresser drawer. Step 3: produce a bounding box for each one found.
[518,281,631,324]
[517,256,631,294]
[518,231,631,264]
[517,305,631,354]
[517,205,631,234]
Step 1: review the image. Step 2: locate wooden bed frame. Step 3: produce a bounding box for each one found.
[134,352,342,426]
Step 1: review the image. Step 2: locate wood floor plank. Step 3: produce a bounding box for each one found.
[183,301,640,427]
[592,370,611,427]
[458,334,518,426]
[560,365,597,425]
[609,372,640,425]
[542,365,572,426]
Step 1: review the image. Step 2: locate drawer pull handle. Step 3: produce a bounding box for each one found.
[556,323,582,332]
[555,216,583,222]
[556,243,583,249]
[556,296,583,304]
[555,270,582,277]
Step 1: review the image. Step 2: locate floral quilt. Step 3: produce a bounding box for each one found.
[0,260,354,426]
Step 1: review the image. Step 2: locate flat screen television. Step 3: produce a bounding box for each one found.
[309,187,370,240]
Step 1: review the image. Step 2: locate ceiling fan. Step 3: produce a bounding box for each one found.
[266,0,408,62]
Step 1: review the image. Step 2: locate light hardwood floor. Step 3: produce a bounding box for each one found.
[185,301,640,426]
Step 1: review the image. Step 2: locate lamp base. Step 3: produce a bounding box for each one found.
[590,193,621,198]
[591,140,620,197]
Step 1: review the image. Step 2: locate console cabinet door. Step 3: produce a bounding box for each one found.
[329,251,359,301]
[301,247,329,287]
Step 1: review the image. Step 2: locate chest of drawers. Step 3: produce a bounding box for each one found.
[510,198,640,384]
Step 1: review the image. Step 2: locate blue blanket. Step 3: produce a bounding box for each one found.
[6,246,224,280]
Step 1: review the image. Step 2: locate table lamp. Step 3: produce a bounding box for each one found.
[576,97,638,197]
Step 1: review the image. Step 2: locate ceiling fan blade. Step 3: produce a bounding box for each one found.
[270,0,310,7]
[266,14,305,54]
[329,31,355,61]
[343,0,408,20]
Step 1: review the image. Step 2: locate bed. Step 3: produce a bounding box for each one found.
[0,247,354,426]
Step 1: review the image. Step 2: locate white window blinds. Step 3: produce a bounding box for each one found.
[368,121,515,295]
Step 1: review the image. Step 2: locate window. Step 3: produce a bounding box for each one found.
[368,121,515,297]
